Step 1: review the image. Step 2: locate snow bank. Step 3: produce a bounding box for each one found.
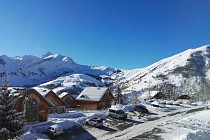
[49,112,85,118]
[159,109,210,140]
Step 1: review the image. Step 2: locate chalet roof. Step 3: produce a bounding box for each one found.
[72,94,79,99]
[11,88,54,107]
[177,95,191,99]
[34,87,67,107]
[59,92,69,98]
[150,91,160,97]
[76,87,109,102]
[33,87,51,97]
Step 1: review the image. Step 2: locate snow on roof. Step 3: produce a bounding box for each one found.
[32,87,56,107]
[59,92,69,98]
[76,87,108,102]
[33,87,51,97]
[141,91,160,99]
[72,94,79,99]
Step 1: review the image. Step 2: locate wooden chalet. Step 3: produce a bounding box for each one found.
[34,87,67,114]
[59,92,78,108]
[152,91,165,99]
[76,87,114,110]
[177,95,191,103]
[177,95,191,100]
[13,88,54,123]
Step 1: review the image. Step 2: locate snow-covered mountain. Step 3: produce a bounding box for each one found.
[1,45,210,100]
[113,45,210,100]
[0,52,119,86]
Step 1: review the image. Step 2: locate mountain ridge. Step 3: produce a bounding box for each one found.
[1,44,210,100]
[0,52,119,86]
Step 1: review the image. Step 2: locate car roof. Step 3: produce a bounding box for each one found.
[135,104,146,107]
[49,124,62,129]
[109,107,124,111]
[91,117,101,120]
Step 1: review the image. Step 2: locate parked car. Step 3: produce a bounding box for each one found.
[190,102,198,106]
[173,101,181,106]
[151,101,163,108]
[207,106,210,109]
[86,118,103,127]
[134,105,149,113]
[46,124,64,136]
[108,107,127,119]
[148,99,156,102]
[159,100,167,104]
[166,100,174,105]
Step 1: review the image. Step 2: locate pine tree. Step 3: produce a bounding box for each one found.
[114,86,124,105]
[0,78,25,139]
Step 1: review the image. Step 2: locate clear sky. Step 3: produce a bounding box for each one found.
[0,0,210,70]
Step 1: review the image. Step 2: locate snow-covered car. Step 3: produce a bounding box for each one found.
[207,106,210,109]
[46,124,64,136]
[108,107,127,119]
[148,99,156,102]
[173,101,181,106]
[134,105,149,113]
[151,101,163,108]
[190,102,198,106]
[159,100,167,104]
[166,100,174,105]
[86,118,103,127]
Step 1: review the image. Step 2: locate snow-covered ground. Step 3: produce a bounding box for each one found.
[18,103,210,140]
[99,104,209,140]
[159,109,210,140]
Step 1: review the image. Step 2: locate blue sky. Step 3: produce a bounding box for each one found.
[0,0,210,70]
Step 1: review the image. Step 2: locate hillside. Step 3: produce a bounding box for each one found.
[114,45,210,100]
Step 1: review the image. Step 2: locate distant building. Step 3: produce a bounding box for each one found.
[152,91,165,99]
[76,87,114,110]
[177,95,191,103]
[177,95,191,100]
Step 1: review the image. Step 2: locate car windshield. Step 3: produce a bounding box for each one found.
[48,127,52,130]
[92,118,102,122]
[97,120,102,123]
[117,110,124,114]
[136,105,145,108]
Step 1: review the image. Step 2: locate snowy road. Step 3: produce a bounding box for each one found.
[84,106,207,140]
[22,104,209,140]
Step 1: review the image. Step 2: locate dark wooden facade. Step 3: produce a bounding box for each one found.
[44,91,67,114]
[60,93,78,108]
[13,89,54,123]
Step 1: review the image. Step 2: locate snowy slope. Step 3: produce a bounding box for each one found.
[39,74,105,95]
[113,45,210,98]
[0,52,119,86]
